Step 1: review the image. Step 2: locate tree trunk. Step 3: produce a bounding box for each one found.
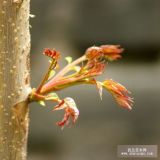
[0,0,30,159]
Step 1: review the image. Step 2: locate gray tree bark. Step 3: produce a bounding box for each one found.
[0,0,30,159]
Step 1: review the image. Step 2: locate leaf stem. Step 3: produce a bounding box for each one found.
[52,55,86,80]
[29,89,60,103]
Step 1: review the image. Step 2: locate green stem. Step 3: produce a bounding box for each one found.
[36,60,57,93]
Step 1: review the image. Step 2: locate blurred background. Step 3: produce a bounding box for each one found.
[29,0,160,159]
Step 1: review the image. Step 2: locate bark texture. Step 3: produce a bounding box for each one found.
[0,0,30,159]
